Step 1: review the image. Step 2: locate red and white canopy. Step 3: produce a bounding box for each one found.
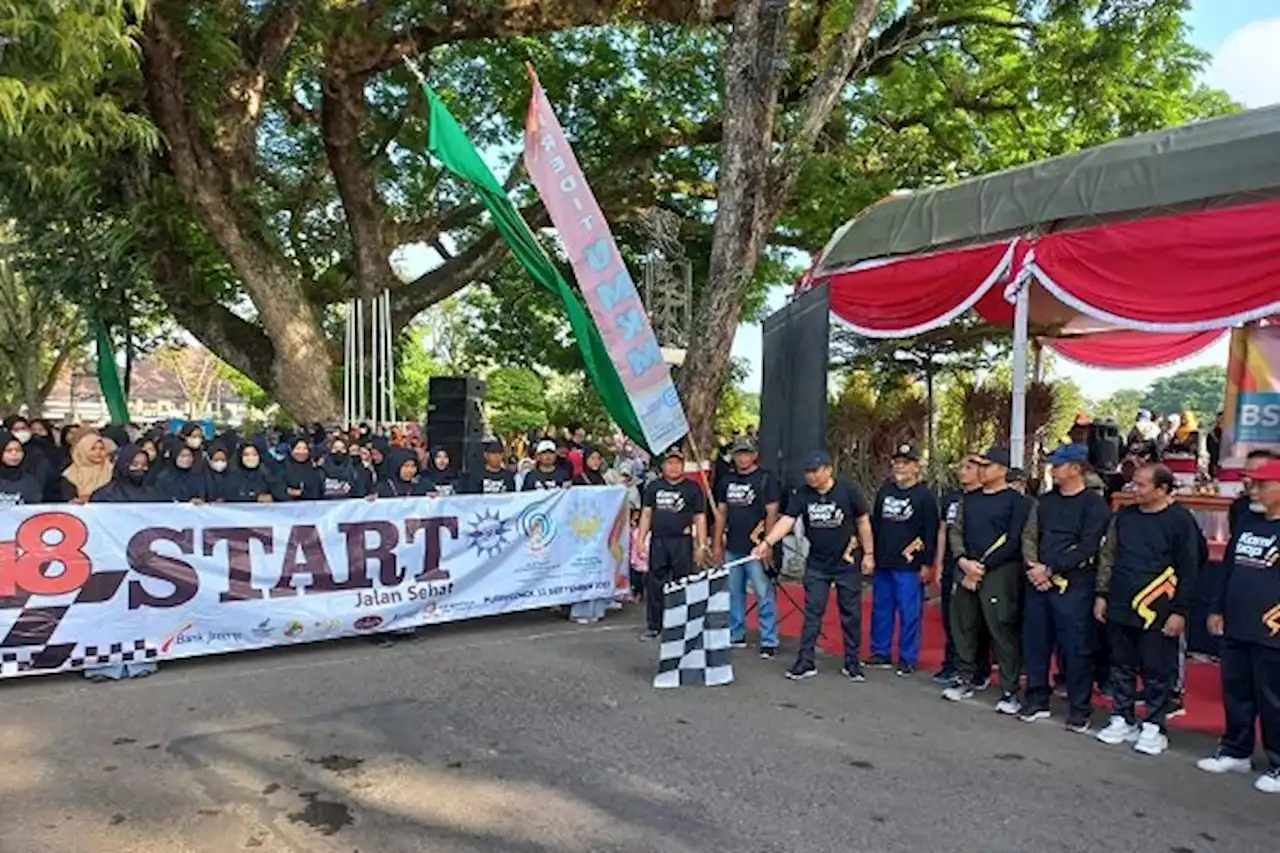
[804,106,1280,368]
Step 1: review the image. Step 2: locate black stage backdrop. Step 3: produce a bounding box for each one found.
[759,286,830,494]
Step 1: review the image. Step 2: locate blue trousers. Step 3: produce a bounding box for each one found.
[727,551,778,648]
[870,568,923,666]
[1022,577,1094,720]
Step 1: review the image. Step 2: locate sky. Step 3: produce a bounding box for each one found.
[730,0,1280,398]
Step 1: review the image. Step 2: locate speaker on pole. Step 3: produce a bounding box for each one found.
[759,285,830,493]
[427,377,487,474]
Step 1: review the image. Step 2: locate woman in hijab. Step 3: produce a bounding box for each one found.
[204,441,237,503]
[376,449,431,498]
[368,436,391,482]
[0,431,46,507]
[574,445,609,486]
[320,435,363,499]
[425,446,459,496]
[278,437,324,500]
[227,440,277,502]
[60,432,114,504]
[155,445,208,503]
[177,422,207,458]
[85,443,161,681]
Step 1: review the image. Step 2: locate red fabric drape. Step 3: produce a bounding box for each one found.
[1047,329,1225,368]
[1031,198,1280,331]
[817,242,1011,336]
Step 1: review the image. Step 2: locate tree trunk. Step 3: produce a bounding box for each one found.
[678,0,789,453]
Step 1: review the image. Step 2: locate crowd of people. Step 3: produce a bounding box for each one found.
[642,437,1277,795]
[1,411,1276,794]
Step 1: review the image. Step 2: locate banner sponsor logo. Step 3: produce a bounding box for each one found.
[1223,326,1280,459]
[0,488,627,678]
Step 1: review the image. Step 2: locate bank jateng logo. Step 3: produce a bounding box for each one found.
[518,506,557,552]
[467,509,511,558]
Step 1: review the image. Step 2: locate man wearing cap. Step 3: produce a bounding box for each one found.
[463,439,516,494]
[867,443,938,677]
[1230,450,1277,537]
[637,446,709,639]
[1019,443,1111,730]
[522,439,574,491]
[1094,463,1203,756]
[753,450,874,681]
[713,439,782,657]
[1199,458,1280,793]
[943,446,1031,714]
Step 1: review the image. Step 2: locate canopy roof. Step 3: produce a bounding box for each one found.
[817,104,1280,274]
[805,106,1280,369]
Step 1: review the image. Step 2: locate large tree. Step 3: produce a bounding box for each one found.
[2,1,1231,440]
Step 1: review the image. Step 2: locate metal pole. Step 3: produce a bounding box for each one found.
[384,290,397,425]
[356,297,366,426]
[1010,282,1030,469]
[343,300,353,429]
[371,293,382,430]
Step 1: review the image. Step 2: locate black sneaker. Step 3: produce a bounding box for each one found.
[841,666,866,683]
[896,663,916,678]
[971,675,993,691]
[759,646,778,660]
[786,661,818,680]
[1063,718,1091,734]
[864,654,893,669]
[729,638,748,649]
[1018,706,1051,724]
[932,667,959,685]
[1166,693,1187,719]
[640,629,660,641]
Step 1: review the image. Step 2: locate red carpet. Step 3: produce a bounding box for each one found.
[750,583,1225,736]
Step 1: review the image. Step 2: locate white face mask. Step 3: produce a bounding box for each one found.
[242,457,260,470]
[210,460,228,473]
[185,436,203,449]
[12,430,30,445]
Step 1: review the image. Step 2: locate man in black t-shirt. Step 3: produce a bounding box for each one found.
[1200,458,1280,793]
[522,439,573,491]
[638,446,709,637]
[464,439,516,495]
[754,451,874,681]
[713,439,781,657]
[1230,450,1276,537]
[1094,463,1203,757]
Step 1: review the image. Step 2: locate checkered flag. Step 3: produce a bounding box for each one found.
[653,562,735,689]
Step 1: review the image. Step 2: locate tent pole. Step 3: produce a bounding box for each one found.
[1010,282,1030,468]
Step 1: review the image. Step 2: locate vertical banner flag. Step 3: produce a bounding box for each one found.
[93,317,129,425]
[524,65,689,454]
[411,66,648,450]
[1221,324,1280,463]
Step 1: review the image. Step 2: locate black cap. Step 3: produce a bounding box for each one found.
[979,446,1012,468]
[482,438,504,454]
[730,438,757,454]
[891,442,921,462]
[804,450,832,470]
[663,445,685,460]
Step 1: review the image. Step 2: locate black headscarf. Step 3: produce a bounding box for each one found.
[91,444,163,504]
[574,444,608,486]
[320,438,361,499]
[226,440,277,502]
[155,444,209,502]
[378,449,430,498]
[204,439,238,502]
[0,431,43,506]
[280,439,323,500]
[426,445,458,493]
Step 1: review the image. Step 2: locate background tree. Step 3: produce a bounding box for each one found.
[486,367,549,439]
[1143,364,1227,421]
[1090,387,1146,427]
[152,345,226,420]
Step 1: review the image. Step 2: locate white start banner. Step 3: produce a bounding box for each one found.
[0,486,630,678]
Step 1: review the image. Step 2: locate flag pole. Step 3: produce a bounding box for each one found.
[384,290,397,425]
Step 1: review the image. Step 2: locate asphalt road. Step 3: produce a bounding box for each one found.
[0,608,1272,853]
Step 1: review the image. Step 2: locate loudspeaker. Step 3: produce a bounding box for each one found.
[759,286,830,493]
[427,376,487,472]
[1087,420,1122,473]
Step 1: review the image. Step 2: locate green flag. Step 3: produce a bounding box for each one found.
[419,82,648,449]
[93,318,129,425]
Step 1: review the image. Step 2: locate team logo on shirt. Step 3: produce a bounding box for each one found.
[1263,604,1280,637]
[807,501,844,529]
[1233,532,1279,570]
[724,482,757,507]
[881,495,914,523]
[655,489,686,514]
[0,493,24,508]
[944,501,959,525]
[482,477,508,494]
[1131,566,1177,629]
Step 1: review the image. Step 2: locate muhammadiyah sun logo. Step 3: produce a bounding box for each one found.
[467,509,511,558]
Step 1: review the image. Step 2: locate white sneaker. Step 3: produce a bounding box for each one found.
[1196,752,1252,775]
[1256,768,1280,794]
[1133,722,1168,756]
[1095,715,1141,745]
[995,693,1022,716]
[942,684,975,702]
